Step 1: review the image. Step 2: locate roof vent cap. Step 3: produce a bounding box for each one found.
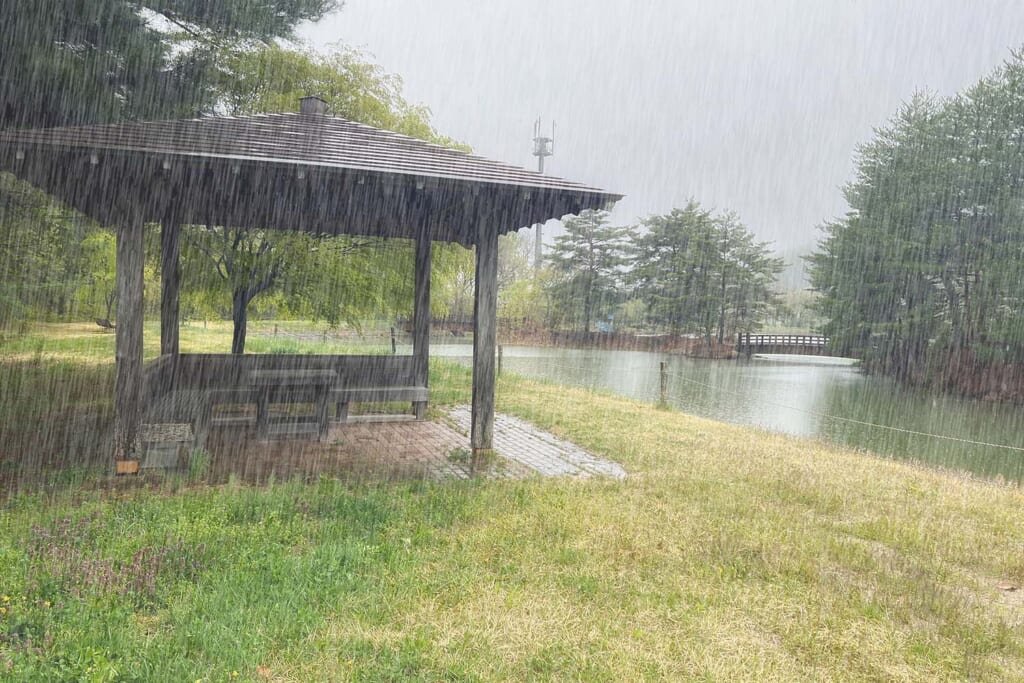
[299,96,328,115]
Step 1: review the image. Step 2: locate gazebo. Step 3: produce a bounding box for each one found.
[0,97,621,467]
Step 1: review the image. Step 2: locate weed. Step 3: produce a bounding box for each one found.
[446,447,471,464]
[187,448,211,482]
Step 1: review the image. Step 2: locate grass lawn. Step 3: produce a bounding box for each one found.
[0,323,1023,680]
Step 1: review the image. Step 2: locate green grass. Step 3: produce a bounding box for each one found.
[0,320,394,362]
[1,323,1023,680]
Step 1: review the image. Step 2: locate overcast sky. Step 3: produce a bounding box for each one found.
[300,0,1024,264]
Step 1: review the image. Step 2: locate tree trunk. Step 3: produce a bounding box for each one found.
[582,272,593,334]
[232,288,249,354]
[717,272,728,344]
[104,290,116,321]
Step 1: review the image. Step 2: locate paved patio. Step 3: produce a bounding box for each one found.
[202,406,626,484]
[446,407,628,479]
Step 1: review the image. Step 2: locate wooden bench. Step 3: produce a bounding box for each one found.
[198,388,264,446]
[250,369,336,439]
[201,370,337,439]
[144,354,430,439]
[330,386,429,422]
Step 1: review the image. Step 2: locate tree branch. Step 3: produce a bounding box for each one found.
[185,230,230,280]
[246,266,279,301]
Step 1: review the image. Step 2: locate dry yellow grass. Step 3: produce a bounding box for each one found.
[274,375,1024,681]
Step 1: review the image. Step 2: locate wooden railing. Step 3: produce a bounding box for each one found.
[736,333,830,356]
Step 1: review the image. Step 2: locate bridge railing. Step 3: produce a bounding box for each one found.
[736,333,830,350]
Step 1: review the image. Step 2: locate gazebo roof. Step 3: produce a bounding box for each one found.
[0,107,621,245]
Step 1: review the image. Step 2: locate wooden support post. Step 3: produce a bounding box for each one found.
[413,221,431,420]
[114,217,145,466]
[160,221,180,356]
[471,216,498,459]
[316,387,330,441]
[256,391,270,440]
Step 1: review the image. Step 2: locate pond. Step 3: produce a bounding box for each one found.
[429,343,1024,484]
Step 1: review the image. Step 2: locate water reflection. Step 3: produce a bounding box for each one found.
[429,343,1024,484]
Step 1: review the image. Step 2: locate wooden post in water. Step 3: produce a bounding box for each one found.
[659,360,668,406]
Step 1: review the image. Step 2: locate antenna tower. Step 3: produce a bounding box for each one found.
[532,118,554,268]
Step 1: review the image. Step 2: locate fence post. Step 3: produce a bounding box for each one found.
[659,361,668,406]
[497,344,503,376]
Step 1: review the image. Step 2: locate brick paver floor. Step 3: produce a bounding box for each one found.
[202,407,626,483]
[447,406,628,480]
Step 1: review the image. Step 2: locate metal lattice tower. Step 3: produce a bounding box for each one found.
[532,118,554,269]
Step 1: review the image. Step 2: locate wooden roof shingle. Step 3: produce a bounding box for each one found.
[0,111,622,244]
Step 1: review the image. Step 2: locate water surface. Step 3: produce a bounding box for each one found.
[428,343,1024,484]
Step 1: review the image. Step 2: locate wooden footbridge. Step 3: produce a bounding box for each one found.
[736,333,830,356]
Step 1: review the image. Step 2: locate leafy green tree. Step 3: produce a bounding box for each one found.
[808,50,1024,387]
[630,201,716,335]
[631,202,782,342]
[809,94,982,377]
[77,230,118,323]
[0,0,340,333]
[0,175,62,324]
[546,210,632,333]
[710,211,784,343]
[0,173,165,327]
[0,0,339,129]
[213,44,459,145]
[182,227,417,352]
[496,232,542,325]
[0,173,97,324]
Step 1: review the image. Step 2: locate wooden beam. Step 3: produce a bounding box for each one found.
[114,217,145,464]
[412,221,432,419]
[471,216,499,457]
[160,221,180,356]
